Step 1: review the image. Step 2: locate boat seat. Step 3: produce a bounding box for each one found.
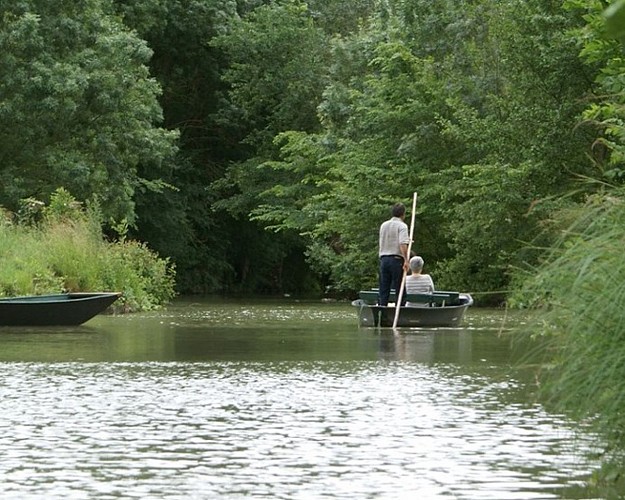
[358,289,460,306]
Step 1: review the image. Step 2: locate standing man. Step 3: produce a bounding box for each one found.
[378,202,411,306]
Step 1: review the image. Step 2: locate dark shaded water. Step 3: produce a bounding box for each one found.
[0,298,614,498]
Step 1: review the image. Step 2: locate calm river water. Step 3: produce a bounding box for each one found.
[0,297,617,499]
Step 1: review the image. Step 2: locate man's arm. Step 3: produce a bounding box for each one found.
[400,243,409,271]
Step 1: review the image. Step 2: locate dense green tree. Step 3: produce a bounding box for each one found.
[0,0,610,299]
[429,0,598,296]
[113,0,241,292]
[115,0,351,293]
[568,0,625,184]
[245,0,599,299]
[252,37,465,291]
[212,0,329,158]
[208,0,335,293]
[0,0,177,223]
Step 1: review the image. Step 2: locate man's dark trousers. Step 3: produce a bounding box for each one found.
[378,255,405,306]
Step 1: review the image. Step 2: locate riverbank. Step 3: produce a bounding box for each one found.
[0,189,175,312]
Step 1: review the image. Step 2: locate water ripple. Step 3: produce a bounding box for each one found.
[0,361,601,499]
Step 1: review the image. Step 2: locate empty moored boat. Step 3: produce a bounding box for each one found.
[0,292,122,326]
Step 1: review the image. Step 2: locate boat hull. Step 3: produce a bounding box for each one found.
[0,292,121,326]
[352,294,473,328]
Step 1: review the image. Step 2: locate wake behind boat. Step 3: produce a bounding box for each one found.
[352,289,473,328]
[0,292,121,326]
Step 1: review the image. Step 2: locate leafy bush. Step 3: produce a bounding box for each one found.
[0,189,176,312]
[99,240,176,312]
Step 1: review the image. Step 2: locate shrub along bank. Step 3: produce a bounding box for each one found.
[0,189,175,312]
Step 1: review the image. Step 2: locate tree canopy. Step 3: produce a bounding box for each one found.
[1,0,624,300]
[0,0,178,223]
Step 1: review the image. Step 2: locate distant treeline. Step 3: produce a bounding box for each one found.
[0,0,624,300]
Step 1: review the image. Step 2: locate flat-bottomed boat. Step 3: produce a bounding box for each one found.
[0,292,121,326]
[352,289,473,328]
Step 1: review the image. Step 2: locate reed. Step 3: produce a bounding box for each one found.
[513,189,625,475]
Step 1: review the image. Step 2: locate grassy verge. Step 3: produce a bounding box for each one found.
[512,188,625,481]
[0,190,176,312]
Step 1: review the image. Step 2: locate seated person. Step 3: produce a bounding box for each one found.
[405,256,434,307]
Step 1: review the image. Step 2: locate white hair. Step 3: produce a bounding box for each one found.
[409,256,424,272]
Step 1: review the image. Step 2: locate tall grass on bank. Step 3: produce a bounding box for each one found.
[512,190,625,476]
[0,191,176,312]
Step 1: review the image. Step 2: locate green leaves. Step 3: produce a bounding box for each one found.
[604,0,625,40]
[569,0,625,183]
[213,0,328,149]
[0,0,177,223]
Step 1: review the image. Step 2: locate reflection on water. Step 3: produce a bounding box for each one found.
[0,299,515,365]
[0,298,613,498]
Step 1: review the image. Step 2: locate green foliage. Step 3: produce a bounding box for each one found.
[0,0,178,224]
[212,0,329,153]
[44,187,85,223]
[604,0,625,40]
[232,0,596,297]
[0,223,65,296]
[207,0,338,293]
[248,35,459,290]
[0,0,620,304]
[567,0,625,184]
[0,190,176,311]
[17,198,46,226]
[511,188,625,470]
[426,0,595,297]
[98,239,176,311]
[114,0,248,293]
